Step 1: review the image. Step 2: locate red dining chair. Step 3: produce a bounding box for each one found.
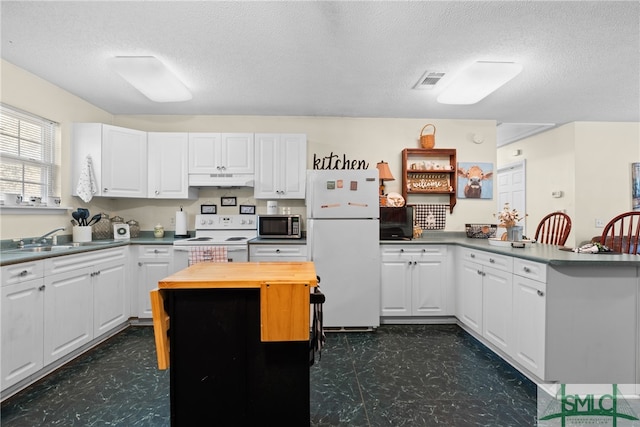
[600,211,640,254]
[534,212,572,246]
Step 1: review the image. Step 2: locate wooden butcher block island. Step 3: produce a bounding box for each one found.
[151,262,318,427]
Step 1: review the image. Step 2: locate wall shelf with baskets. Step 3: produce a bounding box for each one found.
[402,148,457,213]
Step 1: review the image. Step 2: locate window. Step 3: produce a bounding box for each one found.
[0,104,58,199]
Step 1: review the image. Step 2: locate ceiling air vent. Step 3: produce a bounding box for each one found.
[414,71,445,89]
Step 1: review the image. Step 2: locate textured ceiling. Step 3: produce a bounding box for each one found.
[2,1,639,138]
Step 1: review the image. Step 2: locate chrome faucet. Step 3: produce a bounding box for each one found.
[32,227,66,244]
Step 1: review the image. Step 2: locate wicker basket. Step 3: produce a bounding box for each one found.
[465,224,497,239]
[419,124,436,149]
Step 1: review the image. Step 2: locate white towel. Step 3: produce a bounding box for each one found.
[188,246,228,266]
[76,155,98,202]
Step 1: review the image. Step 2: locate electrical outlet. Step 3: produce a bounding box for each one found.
[170,217,175,225]
[595,218,605,228]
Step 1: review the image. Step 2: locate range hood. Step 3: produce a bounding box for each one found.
[188,173,254,187]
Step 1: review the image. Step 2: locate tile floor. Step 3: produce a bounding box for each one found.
[1,325,537,426]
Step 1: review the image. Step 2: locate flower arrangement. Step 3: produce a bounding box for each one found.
[495,203,526,228]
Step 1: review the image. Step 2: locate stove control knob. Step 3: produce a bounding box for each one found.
[200,219,206,225]
[207,219,214,225]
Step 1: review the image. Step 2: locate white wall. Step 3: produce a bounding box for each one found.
[1,61,498,239]
[497,122,640,246]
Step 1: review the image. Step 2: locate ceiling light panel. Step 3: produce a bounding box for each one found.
[110,56,192,103]
[437,61,522,105]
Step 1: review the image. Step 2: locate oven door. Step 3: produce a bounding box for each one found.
[173,245,248,263]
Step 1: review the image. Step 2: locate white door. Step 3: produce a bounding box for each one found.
[380,256,412,316]
[101,125,147,198]
[93,259,127,337]
[497,160,526,235]
[138,258,173,318]
[482,266,513,355]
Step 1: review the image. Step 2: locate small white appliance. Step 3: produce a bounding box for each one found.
[173,214,257,262]
[306,169,380,330]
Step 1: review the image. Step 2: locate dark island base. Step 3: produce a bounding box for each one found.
[169,289,310,426]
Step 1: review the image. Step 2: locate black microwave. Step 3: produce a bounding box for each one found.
[257,214,303,239]
[380,206,414,240]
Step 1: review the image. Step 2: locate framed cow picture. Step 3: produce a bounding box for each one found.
[457,162,494,199]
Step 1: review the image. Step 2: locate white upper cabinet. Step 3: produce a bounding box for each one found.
[188,133,254,174]
[254,133,307,199]
[72,123,147,198]
[188,133,255,187]
[148,132,197,199]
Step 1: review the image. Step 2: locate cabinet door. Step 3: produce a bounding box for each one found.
[512,275,546,379]
[380,257,412,316]
[221,133,254,174]
[148,132,195,199]
[1,278,44,390]
[137,251,173,318]
[457,259,483,334]
[188,133,221,173]
[101,124,147,198]
[412,257,446,315]
[482,266,513,355]
[43,267,94,365]
[254,134,306,199]
[93,259,128,337]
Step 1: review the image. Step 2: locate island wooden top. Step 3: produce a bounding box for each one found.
[158,261,318,289]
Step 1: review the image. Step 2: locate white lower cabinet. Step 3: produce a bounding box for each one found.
[249,243,307,261]
[136,245,176,318]
[44,248,128,364]
[456,248,513,354]
[512,274,546,379]
[1,273,45,390]
[1,247,128,395]
[380,245,450,317]
[43,266,94,365]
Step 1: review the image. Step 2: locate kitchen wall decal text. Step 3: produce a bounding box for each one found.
[313,152,369,170]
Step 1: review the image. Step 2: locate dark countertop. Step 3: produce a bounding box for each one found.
[381,232,640,267]
[2,232,638,267]
[0,234,182,266]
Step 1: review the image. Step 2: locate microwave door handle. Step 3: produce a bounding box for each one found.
[173,247,189,252]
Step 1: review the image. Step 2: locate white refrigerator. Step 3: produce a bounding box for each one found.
[306,169,380,329]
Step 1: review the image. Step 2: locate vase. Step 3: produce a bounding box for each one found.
[506,226,523,241]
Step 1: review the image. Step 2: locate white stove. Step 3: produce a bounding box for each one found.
[173,214,257,262]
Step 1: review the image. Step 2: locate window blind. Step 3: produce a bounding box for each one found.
[0,104,58,199]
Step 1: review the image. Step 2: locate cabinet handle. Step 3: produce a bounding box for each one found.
[276,249,281,253]
[470,253,475,258]
[19,270,28,277]
[155,190,159,195]
[489,258,495,263]
[400,248,404,252]
[138,262,143,266]
[537,290,544,297]
[422,248,426,252]
[154,249,159,254]
[477,270,483,275]
[38,285,45,291]
[103,188,108,192]
[523,267,531,273]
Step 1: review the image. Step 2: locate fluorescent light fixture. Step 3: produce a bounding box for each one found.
[110,56,192,102]
[437,61,522,105]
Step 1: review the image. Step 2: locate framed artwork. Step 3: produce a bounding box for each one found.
[457,162,494,199]
[633,163,640,210]
[239,204,256,215]
[200,204,217,214]
[221,196,237,206]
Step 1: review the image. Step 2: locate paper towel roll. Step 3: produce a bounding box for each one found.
[175,210,188,236]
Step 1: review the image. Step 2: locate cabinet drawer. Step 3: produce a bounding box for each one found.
[1,261,44,286]
[138,245,173,258]
[249,245,307,259]
[459,248,512,273]
[45,247,127,275]
[381,245,446,259]
[513,258,547,283]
